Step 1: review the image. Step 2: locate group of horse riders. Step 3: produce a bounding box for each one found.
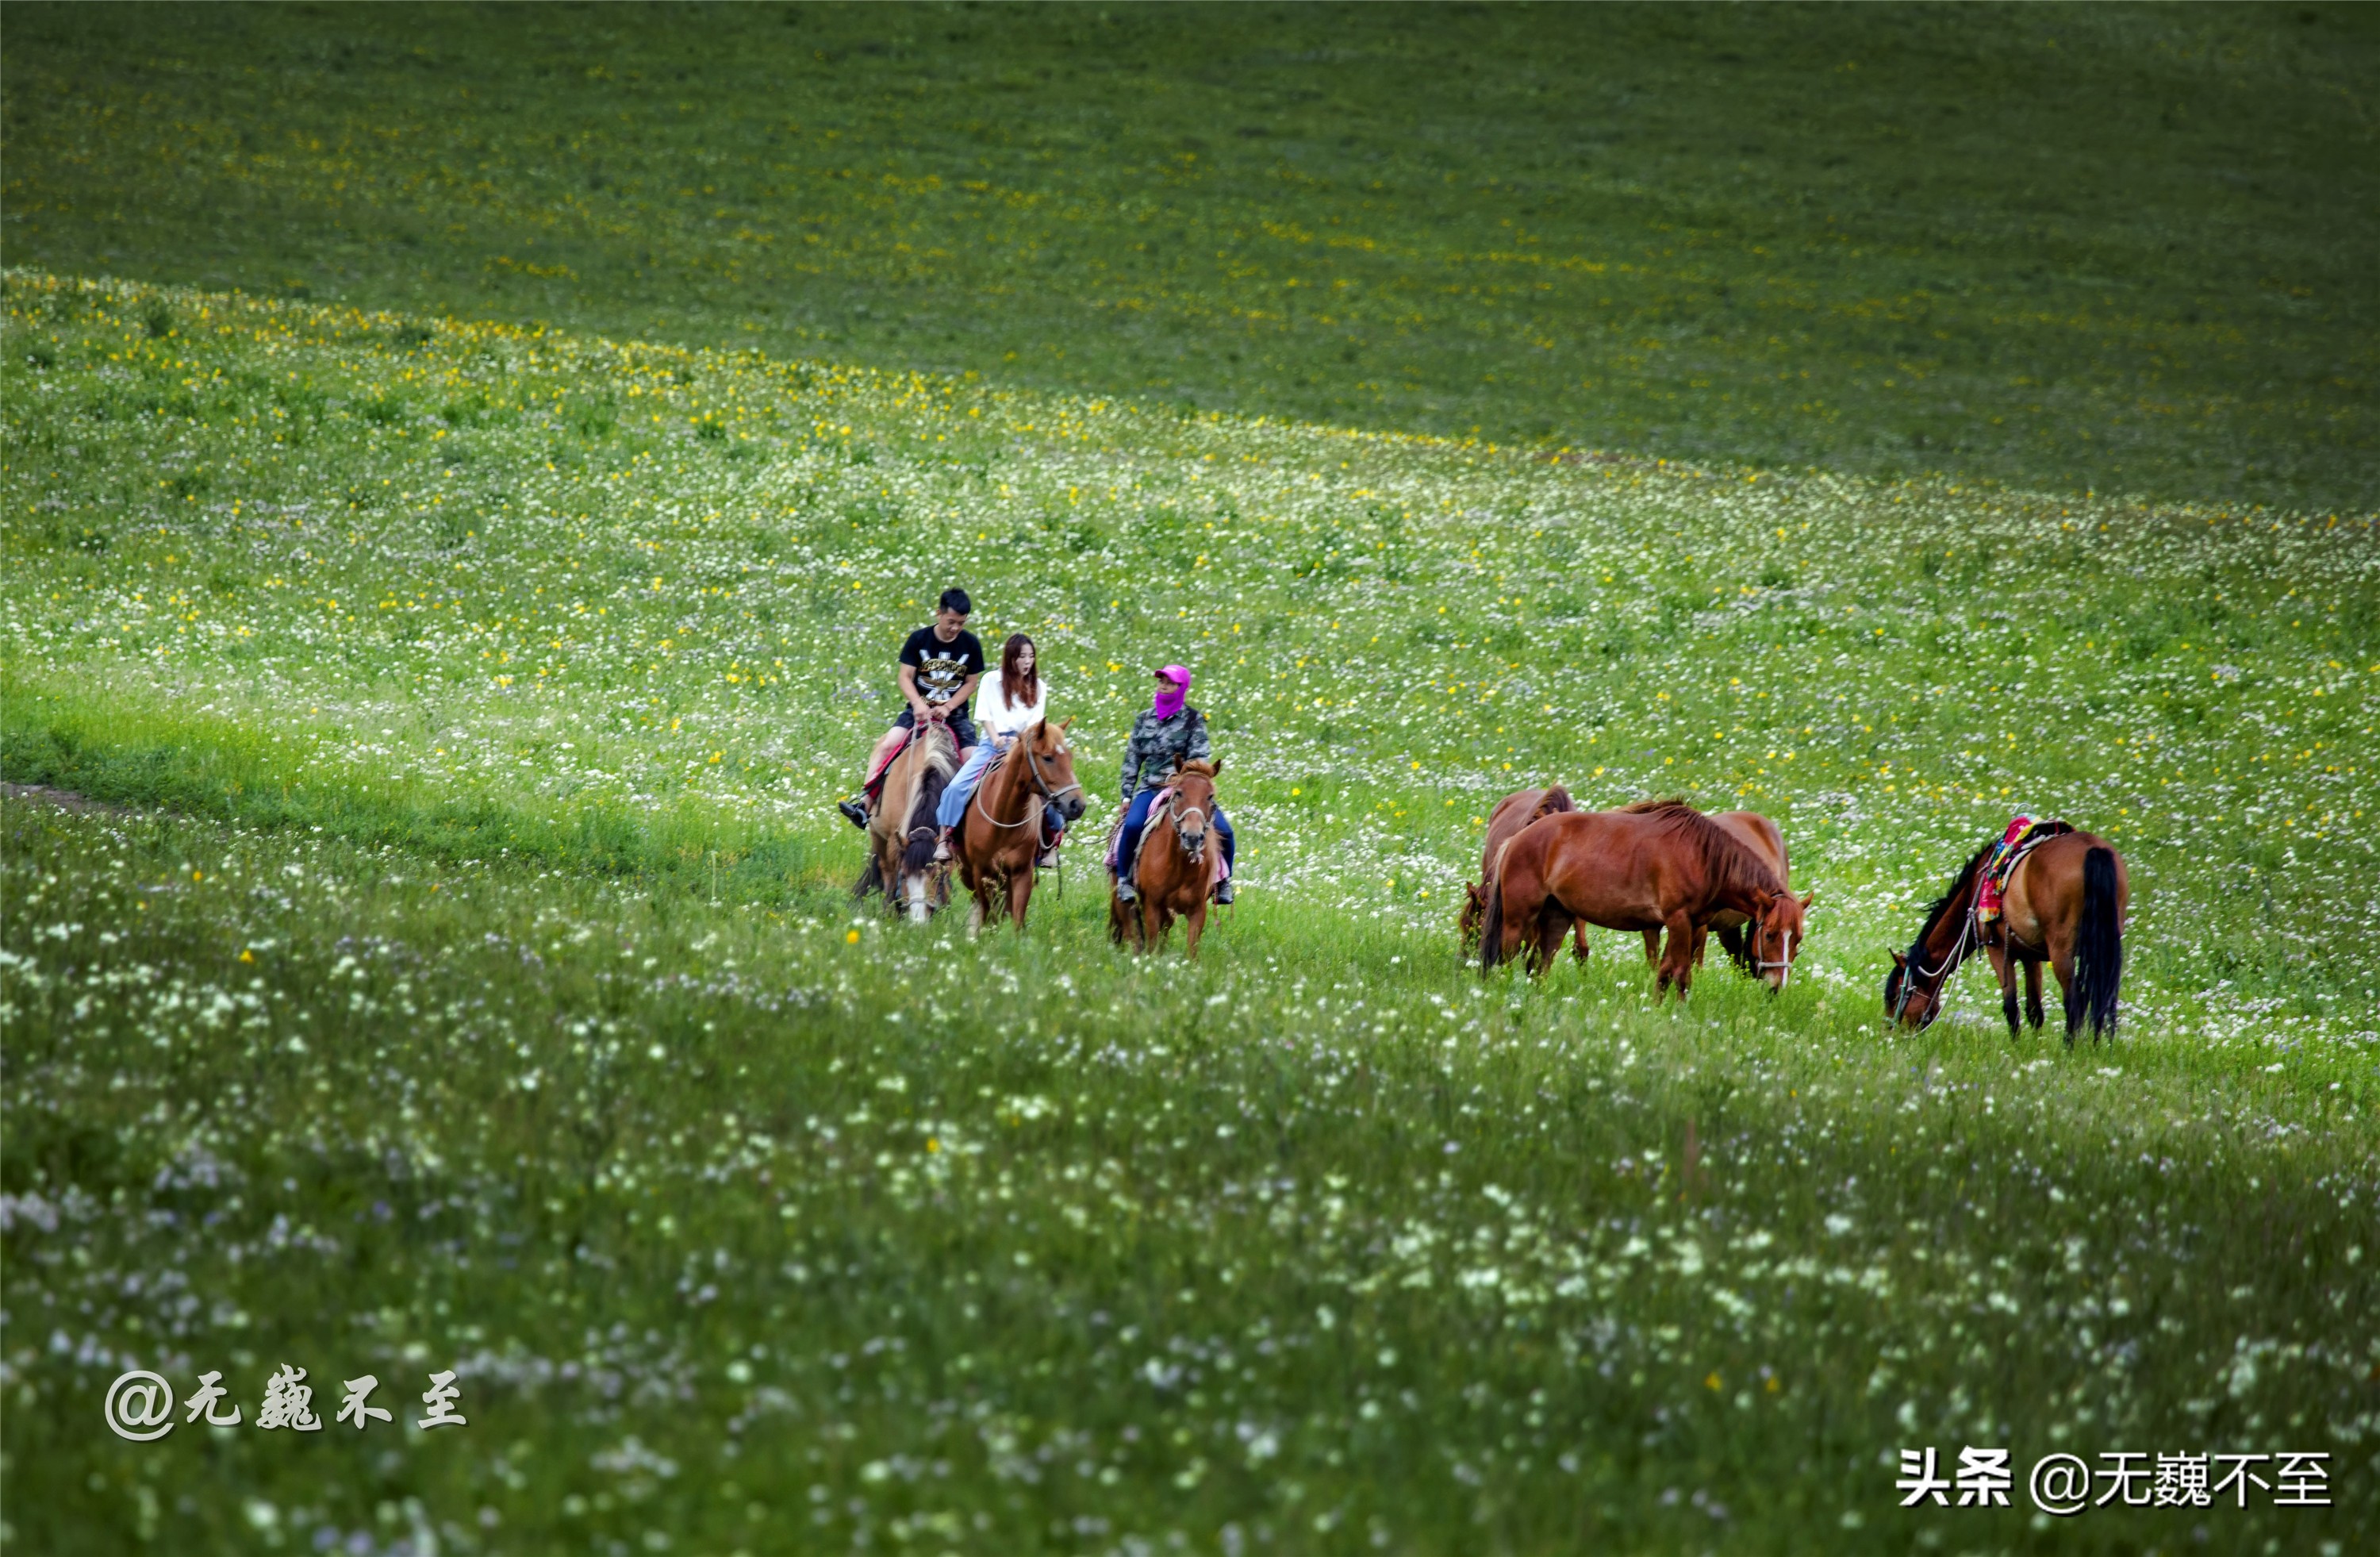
[835,588,1235,906]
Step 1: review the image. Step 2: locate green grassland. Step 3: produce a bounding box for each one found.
[4,2,2376,511]
[2,273,2375,1554]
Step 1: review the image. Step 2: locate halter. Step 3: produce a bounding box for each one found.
[972,733,1083,829]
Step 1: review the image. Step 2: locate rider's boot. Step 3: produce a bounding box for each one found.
[1113,835,1139,903]
[837,798,870,830]
[933,827,954,863]
[1213,879,1234,905]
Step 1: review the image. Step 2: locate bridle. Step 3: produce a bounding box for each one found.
[973,732,1083,829]
[1890,906,1975,1028]
[1161,779,1213,862]
[1752,923,1801,990]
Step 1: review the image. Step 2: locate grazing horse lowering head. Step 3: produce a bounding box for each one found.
[1883,948,1945,1030]
[1747,890,1814,991]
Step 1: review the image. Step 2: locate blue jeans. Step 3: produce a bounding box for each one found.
[1116,786,1234,874]
[938,736,1067,836]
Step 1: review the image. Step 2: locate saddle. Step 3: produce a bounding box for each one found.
[1975,817,2075,925]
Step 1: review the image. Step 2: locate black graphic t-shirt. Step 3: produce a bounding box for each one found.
[899,626,985,716]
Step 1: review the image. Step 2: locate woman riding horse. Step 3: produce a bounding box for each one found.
[1111,665,1234,906]
[935,633,1063,866]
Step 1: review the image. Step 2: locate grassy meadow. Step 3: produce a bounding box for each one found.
[2,273,2374,1555]
[3,3,2379,1554]
[3,2,2376,512]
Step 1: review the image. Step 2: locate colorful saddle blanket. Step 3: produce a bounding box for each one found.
[1974,816,2075,924]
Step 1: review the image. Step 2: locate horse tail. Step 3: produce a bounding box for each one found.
[1479,869,1507,974]
[853,854,884,902]
[2072,845,2123,1039]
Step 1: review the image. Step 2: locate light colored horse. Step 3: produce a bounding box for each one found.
[854,721,959,924]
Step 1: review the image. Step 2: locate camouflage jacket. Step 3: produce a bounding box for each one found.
[1119,705,1211,803]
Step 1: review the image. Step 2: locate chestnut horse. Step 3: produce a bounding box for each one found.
[1461,786,1587,959]
[1108,759,1224,959]
[1635,809,1791,977]
[1481,800,1810,998]
[1885,828,2127,1043]
[954,718,1088,935]
[854,720,958,923]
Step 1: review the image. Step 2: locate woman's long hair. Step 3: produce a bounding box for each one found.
[998,633,1039,713]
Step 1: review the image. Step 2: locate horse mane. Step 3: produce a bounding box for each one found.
[1176,759,1217,782]
[1530,785,1575,822]
[1908,836,1994,957]
[1621,799,1786,898]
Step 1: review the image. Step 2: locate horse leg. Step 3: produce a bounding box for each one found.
[1659,912,1695,999]
[1528,907,1567,979]
[1184,898,1208,960]
[1007,865,1034,930]
[1987,942,2019,1038]
[2024,959,2046,1030]
[2052,949,2082,1047]
[1571,920,1591,966]
[1691,924,1709,968]
[1641,929,1662,968]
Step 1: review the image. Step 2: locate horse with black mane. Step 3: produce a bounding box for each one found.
[1481,799,1810,998]
[1885,823,2127,1043]
[854,719,958,923]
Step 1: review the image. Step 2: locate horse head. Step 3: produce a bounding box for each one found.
[1749,889,1812,991]
[1027,717,1088,825]
[1167,759,1220,860]
[1883,946,1944,1030]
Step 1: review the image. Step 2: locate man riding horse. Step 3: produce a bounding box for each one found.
[838,587,984,830]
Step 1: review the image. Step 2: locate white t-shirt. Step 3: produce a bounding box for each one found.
[977,668,1047,739]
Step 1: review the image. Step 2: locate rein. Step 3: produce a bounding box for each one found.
[972,737,1081,830]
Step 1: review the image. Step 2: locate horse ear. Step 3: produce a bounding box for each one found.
[1888,949,1907,969]
[1798,890,1814,909]
[1209,756,1223,776]
[1059,716,1073,733]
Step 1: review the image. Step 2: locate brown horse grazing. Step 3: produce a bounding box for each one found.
[954,718,1088,935]
[1109,759,1225,959]
[1481,800,1811,998]
[1461,786,1587,959]
[854,721,958,923]
[1885,828,2127,1043]
[1635,809,1791,976]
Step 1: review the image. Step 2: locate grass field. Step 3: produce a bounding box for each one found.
[3,4,2379,1552]
[2,272,2374,1554]
[4,2,2375,512]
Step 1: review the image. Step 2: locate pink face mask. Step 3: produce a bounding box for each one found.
[1151,665,1191,720]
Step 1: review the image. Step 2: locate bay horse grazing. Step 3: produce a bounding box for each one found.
[1481,800,1810,998]
[1461,786,1587,960]
[854,720,958,923]
[1109,759,1224,959]
[1885,826,2127,1043]
[1634,809,1791,977]
[954,718,1088,935]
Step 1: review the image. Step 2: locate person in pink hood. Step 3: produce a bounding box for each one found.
[1111,665,1235,905]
